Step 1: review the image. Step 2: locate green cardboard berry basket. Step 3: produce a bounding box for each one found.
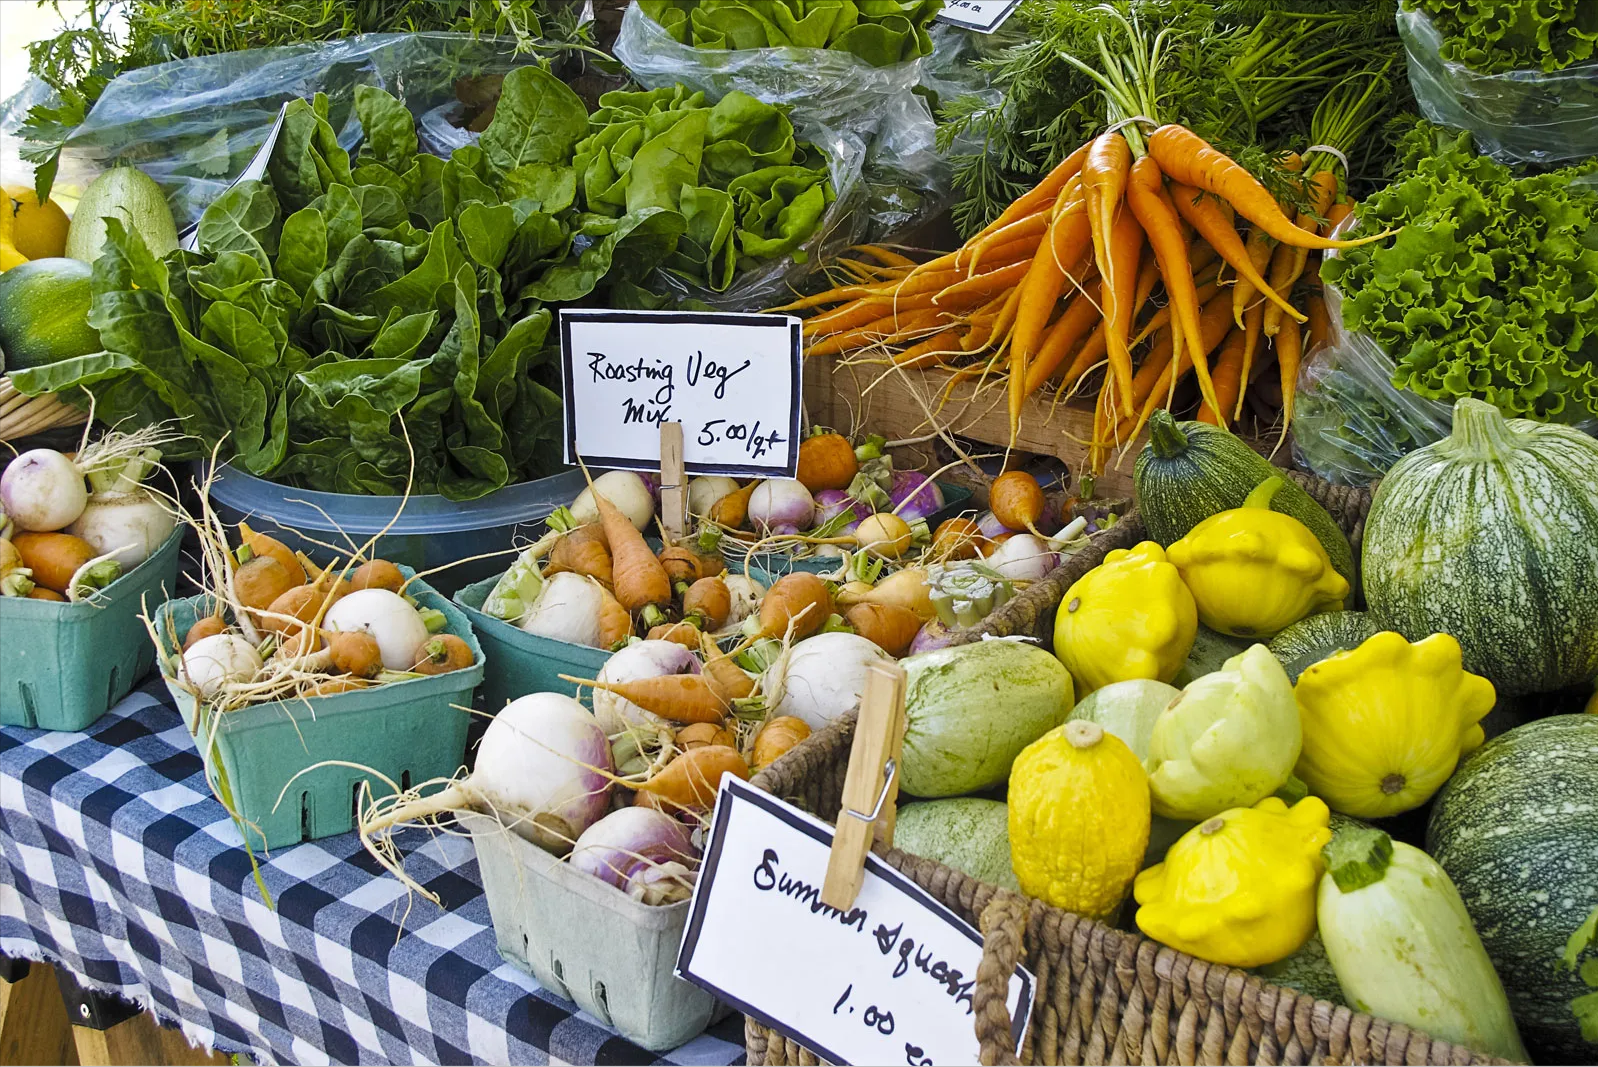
[1,527,184,732]
[453,575,615,713]
[151,568,483,851]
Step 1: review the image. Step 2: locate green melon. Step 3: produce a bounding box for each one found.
[1268,611,1380,684]
[893,798,1019,891]
[1426,714,1598,1061]
[1363,399,1598,695]
[0,257,101,369]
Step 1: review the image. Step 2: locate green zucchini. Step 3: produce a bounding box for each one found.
[1133,411,1356,586]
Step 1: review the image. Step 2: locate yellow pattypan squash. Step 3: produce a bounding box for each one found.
[1146,644,1300,821]
[1053,541,1196,694]
[0,203,28,272]
[1167,478,1349,638]
[1134,795,1331,968]
[1010,720,1150,920]
[1293,631,1494,818]
[3,186,70,260]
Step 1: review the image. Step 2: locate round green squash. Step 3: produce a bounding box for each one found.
[0,257,100,369]
[893,798,1020,891]
[1133,411,1357,586]
[1268,611,1380,684]
[1426,714,1598,1061]
[1363,399,1598,695]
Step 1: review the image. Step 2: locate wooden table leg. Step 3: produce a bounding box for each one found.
[0,959,78,1066]
[55,968,228,1067]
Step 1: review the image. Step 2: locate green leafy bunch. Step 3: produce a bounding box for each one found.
[15,69,691,499]
[20,0,602,203]
[935,0,1406,235]
[1406,0,1598,73]
[639,0,940,65]
[1322,123,1598,424]
[574,85,835,291]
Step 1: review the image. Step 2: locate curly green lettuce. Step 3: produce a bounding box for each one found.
[1406,0,1598,74]
[1321,124,1598,424]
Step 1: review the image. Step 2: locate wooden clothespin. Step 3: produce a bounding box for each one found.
[659,421,686,543]
[821,659,908,911]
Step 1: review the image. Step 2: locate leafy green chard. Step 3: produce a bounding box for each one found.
[1321,122,1598,423]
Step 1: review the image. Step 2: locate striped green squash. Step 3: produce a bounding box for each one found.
[1363,399,1598,695]
[1268,611,1379,684]
[1133,411,1356,586]
[1427,715,1598,1062]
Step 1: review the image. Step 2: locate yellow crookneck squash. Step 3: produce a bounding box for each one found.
[1293,631,1494,818]
[1134,795,1331,968]
[1009,720,1150,920]
[1166,478,1349,638]
[1052,540,1197,694]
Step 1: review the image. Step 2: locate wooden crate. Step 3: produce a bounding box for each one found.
[805,359,1149,498]
[804,359,1291,502]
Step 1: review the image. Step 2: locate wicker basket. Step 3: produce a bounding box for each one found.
[0,375,88,441]
[746,474,1505,1066]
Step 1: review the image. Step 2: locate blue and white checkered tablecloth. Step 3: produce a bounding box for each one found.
[0,680,746,1066]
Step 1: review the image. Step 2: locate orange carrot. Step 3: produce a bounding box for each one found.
[1264,169,1339,337]
[1023,280,1102,392]
[1148,125,1389,250]
[1306,288,1330,351]
[964,210,1050,276]
[852,244,917,268]
[637,746,749,812]
[1125,154,1220,419]
[1234,300,1265,420]
[1168,181,1305,325]
[593,489,670,612]
[1233,224,1276,325]
[1057,320,1109,395]
[972,142,1092,241]
[576,673,726,725]
[1010,202,1093,373]
[1322,199,1354,236]
[804,307,948,358]
[894,327,965,368]
[699,632,756,702]
[596,586,633,648]
[1132,274,1223,347]
[1197,329,1248,426]
[710,481,757,529]
[1276,314,1303,453]
[931,258,1033,306]
[1100,199,1144,418]
[546,524,613,586]
[647,621,704,648]
[1081,132,1133,414]
[803,291,937,338]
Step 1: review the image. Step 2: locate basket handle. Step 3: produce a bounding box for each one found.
[974,893,1029,1067]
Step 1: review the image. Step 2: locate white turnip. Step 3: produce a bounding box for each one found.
[518,571,608,647]
[568,807,699,904]
[1,450,86,532]
[748,480,815,536]
[591,639,702,737]
[323,588,430,670]
[179,633,264,699]
[983,534,1058,581]
[571,471,654,531]
[762,631,890,731]
[686,476,738,518]
[68,490,176,568]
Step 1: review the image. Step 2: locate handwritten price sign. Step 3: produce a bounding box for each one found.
[676,778,1033,1066]
[935,0,1022,33]
[559,309,801,477]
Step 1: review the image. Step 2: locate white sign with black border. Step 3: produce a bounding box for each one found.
[676,777,1033,1066]
[559,309,801,478]
[935,0,1022,33]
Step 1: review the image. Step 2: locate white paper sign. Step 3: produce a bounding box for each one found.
[559,309,801,477]
[935,0,1022,33]
[677,778,1033,1066]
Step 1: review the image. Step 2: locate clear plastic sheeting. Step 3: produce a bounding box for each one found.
[5,33,543,228]
[1292,277,1452,487]
[612,1,952,250]
[1398,7,1598,165]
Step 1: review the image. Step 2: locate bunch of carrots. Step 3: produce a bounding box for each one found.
[781,15,1394,473]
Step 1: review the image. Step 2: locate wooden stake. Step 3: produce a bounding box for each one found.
[660,421,686,543]
[820,659,907,911]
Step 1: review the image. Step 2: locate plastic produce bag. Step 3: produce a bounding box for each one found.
[612,2,950,249]
[1398,7,1598,165]
[1291,277,1452,487]
[10,33,546,228]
